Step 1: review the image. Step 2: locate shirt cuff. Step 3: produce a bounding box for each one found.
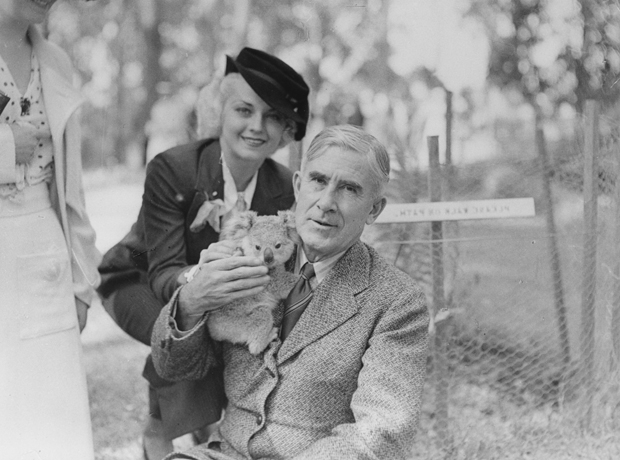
[168,290,208,338]
[0,124,16,183]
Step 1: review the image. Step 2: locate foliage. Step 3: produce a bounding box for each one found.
[468,0,620,115]
[48,0,430,168]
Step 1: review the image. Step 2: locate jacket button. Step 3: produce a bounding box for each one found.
[256,414,263,425]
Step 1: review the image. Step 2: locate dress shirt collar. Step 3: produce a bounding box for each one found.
[297,247,347,286]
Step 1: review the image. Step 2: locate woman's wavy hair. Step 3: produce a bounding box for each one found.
[195,73,297,149]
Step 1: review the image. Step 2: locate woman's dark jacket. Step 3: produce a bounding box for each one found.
[98,138,296,305]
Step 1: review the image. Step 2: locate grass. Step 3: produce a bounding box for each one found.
[411,374,620,460]
[368,190,620,459]
[82,299,149,459]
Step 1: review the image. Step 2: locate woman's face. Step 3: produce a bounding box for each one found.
[0,0,58,25]
[219,77,288,166]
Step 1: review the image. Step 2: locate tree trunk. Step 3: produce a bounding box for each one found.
[134,0,164,166]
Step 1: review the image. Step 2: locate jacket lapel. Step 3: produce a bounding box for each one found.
[195,139,224,200]
[276,242,371,365]
[187,140,223,226]
[31,27,84,145]
[30,26,84,240]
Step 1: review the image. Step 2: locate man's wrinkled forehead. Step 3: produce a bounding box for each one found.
[302,145,360,170]
[307,169,364,192]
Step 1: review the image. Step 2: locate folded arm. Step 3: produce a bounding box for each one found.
[151,287,222,382]
[0,125,15,183]
[0,122,48,182]
[151,250,270,381]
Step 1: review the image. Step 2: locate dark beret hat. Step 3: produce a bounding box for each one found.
[226,47,310,141]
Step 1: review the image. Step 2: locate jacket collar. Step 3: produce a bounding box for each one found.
[277,241,370,364]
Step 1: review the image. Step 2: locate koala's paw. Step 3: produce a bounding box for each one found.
[247,327,278,355]
[267,326,278,343]
[248,340,267,356]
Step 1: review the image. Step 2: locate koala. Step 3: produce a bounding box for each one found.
[206,210,299,355]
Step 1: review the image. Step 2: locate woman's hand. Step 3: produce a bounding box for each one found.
[10,122,42,164]
[176,255,269,331]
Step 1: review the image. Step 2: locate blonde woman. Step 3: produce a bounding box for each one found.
[98,48,310,459]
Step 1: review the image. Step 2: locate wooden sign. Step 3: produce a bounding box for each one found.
[375,197,536,224]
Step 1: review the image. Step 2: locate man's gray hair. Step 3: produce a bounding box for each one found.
[195,73,297,148]
[302,124,390,196]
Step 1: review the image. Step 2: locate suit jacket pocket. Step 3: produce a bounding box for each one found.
[17,250,76,339]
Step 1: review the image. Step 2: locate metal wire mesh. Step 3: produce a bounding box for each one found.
[363,110,620,459]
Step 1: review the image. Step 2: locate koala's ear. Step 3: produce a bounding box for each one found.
[278,210,300,245]
[221,210,257,241]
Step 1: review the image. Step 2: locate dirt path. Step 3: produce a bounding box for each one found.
[82,174,147,458]
[82,300,150,459]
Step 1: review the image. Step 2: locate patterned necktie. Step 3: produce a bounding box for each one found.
[280,262,315,341]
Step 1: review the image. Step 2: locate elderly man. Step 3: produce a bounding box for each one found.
[152,124,429,460]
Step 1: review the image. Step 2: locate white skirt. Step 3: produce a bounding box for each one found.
[0,183,94,459]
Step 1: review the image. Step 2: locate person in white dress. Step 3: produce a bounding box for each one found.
[0,1,101,458]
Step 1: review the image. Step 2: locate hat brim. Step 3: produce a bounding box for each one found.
[226,56,307,136]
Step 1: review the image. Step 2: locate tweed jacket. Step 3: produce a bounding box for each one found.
[152,241,430,460]
[0,27,101,305]
[98,139,295,305]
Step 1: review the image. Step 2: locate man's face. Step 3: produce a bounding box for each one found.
[293,147,386,263]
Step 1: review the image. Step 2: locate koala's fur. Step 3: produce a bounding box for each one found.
[207,210,299,355]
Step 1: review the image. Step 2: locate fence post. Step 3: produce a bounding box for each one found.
[428,136,451,453]
[444,90,454,198]
[536,110,571,388]
[581,100,599,428]
[613,139,620,368]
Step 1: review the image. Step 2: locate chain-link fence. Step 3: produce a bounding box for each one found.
[364,105,620,459]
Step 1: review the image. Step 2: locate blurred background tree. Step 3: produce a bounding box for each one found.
[43,0,436,177]
[41,0,618,177]
[470,0,620,115]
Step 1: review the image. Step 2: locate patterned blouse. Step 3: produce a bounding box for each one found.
[0,48,54,200]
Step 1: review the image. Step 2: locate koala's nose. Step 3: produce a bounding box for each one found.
[264,248,274,264]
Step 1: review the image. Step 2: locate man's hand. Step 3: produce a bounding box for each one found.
[10,122,44,164]
[176,254,269,330]
[75,297,88,333]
